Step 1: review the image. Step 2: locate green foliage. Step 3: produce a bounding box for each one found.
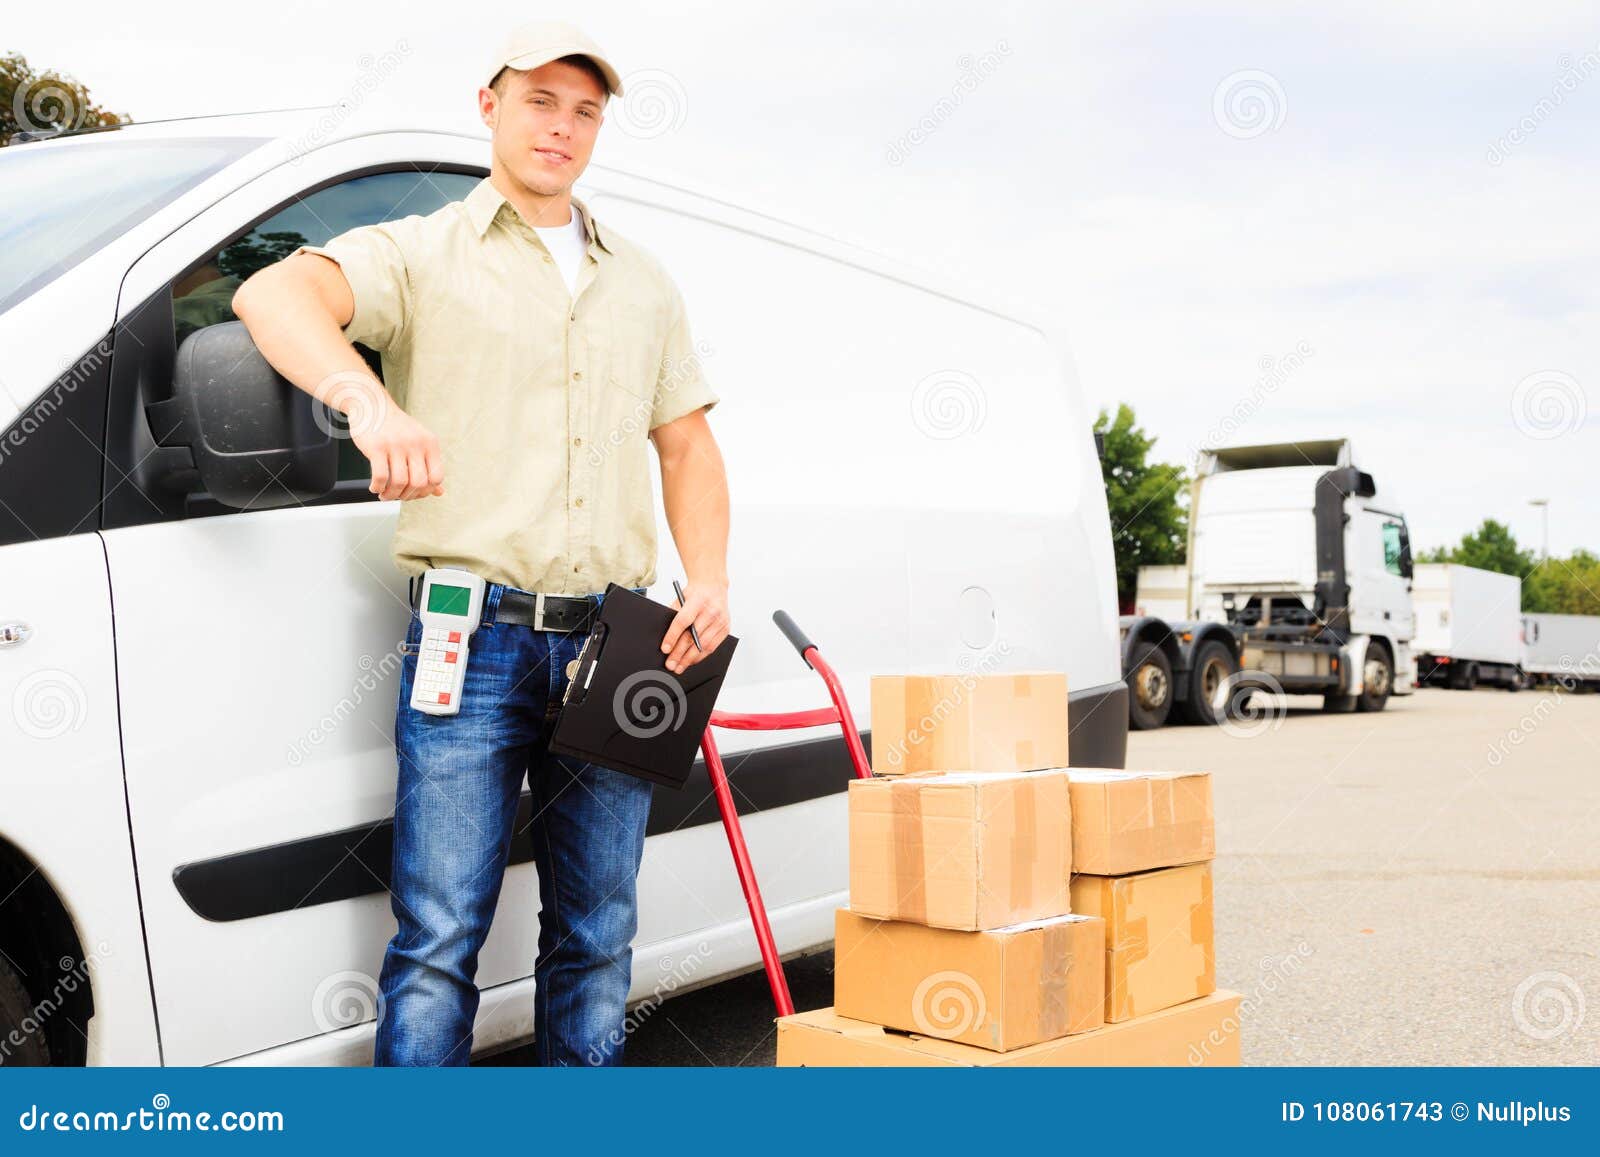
[1522,551,1600,615]
[1094,404,1188,609]
[1439,519,1535,577]
[2,52,128,145]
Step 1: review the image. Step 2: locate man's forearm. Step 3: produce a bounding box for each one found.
[660,438,730,587]
[233,260,388,420]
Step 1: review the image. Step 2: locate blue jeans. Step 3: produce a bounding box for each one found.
[375,583,655,1066]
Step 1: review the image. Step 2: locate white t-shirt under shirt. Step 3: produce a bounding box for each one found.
[530,210,589,297]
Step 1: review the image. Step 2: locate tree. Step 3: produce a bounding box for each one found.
[1523,551,1600,615]
[1095,404,1188,611]
[1,53,127,146]
[1424,519,1534,578]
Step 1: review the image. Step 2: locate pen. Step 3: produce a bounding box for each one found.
[672,579,703,652]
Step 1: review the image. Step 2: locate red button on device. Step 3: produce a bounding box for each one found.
[438,692,451,705]
[448,631,462,643]
[445,652,458,663]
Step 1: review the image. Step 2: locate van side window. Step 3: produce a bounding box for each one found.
[169,170,479,481]
[1381,520,1406,576]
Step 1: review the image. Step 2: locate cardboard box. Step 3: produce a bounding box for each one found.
[1070,862,1215,1022]
[1068,769,1215,875]
[849,770,1072,930]
[775,990,1243,1066]
[833,908,1105,1050]
[870,672,1069,775]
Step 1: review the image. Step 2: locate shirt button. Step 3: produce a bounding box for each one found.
[573,564,581,573]
[573,370,582,380]
[574,497,584,507]
[543,254,553,263]
[573,436,583,447]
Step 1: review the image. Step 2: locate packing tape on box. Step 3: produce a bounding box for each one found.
[1038,920,1072,1039]
[1193,866,1216,995]
[1007,773,1039,917]
[889,784,930,925]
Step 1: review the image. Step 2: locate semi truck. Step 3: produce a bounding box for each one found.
[1412,564,1526,690]
[1522,613,1600,689]
[1121,438,1418,729]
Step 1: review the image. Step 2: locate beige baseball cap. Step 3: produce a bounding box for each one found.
[486,21,624,98]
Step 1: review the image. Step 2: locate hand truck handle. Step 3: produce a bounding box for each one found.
[771,609,816,667]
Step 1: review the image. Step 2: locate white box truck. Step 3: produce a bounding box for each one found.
[1121,438,1418,728]
[1412,564,1525,689]
[1521,613,1600,689]
[0,113,1127,1065]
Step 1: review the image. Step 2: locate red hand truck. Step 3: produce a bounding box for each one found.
[697,610,873,1018]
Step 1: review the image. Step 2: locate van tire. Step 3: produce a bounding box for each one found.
[1357,643,1393,712]
[1126,643,1173,731]
[0,957,50,1065]
[1177,640,1238,725]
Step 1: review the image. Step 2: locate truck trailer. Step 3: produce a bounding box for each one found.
[1121,438,1418,729]
[1412,564,1525,690]
[1522,613,1600,689]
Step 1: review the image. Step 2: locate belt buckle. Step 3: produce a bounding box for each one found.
[533,591,548,632]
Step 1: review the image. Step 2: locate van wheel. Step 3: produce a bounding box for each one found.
[0,957,50,1065]
[1357,644,1392,712]
[1177,640,1238,725]
[1126,643,1173,730]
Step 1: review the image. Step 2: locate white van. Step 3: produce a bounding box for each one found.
[0,112,1126,1065]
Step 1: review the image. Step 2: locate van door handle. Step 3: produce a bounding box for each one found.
[0,621,33,647]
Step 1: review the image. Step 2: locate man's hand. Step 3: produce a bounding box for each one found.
[661,579,731,674]
[348,396,446,502]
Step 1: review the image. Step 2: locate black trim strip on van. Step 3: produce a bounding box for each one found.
[169,680,1128,922]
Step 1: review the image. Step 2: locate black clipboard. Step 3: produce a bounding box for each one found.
[548,583,738,789]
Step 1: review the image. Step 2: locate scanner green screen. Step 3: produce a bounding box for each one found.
[427,583,472,616]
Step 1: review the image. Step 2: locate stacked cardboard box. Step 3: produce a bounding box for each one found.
[776,673,1240,1066]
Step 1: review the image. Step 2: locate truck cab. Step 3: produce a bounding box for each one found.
[1121,438,1418,728]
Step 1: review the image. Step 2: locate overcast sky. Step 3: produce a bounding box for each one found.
[11,0,1599,554]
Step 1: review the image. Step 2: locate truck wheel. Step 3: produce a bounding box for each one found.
[1177,640,1238,725]
[1125,642,1173,730]
[0,956,50,1065]
[1357,644,1392,712]
[1450,662,1479,691]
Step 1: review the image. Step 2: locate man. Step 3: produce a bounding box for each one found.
[233,21,731,1066]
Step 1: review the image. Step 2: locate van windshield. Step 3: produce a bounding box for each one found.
[0,135,260,316]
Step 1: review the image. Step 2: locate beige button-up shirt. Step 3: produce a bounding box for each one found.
[295,177,719,596]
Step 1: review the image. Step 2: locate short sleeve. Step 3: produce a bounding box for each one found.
[291,221,412,352]
[649,280,720,431]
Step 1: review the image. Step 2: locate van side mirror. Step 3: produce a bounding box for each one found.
[145,321,338,510]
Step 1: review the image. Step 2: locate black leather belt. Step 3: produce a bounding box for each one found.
[408,578,599,634]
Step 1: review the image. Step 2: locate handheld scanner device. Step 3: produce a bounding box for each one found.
[409,567,486,716]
